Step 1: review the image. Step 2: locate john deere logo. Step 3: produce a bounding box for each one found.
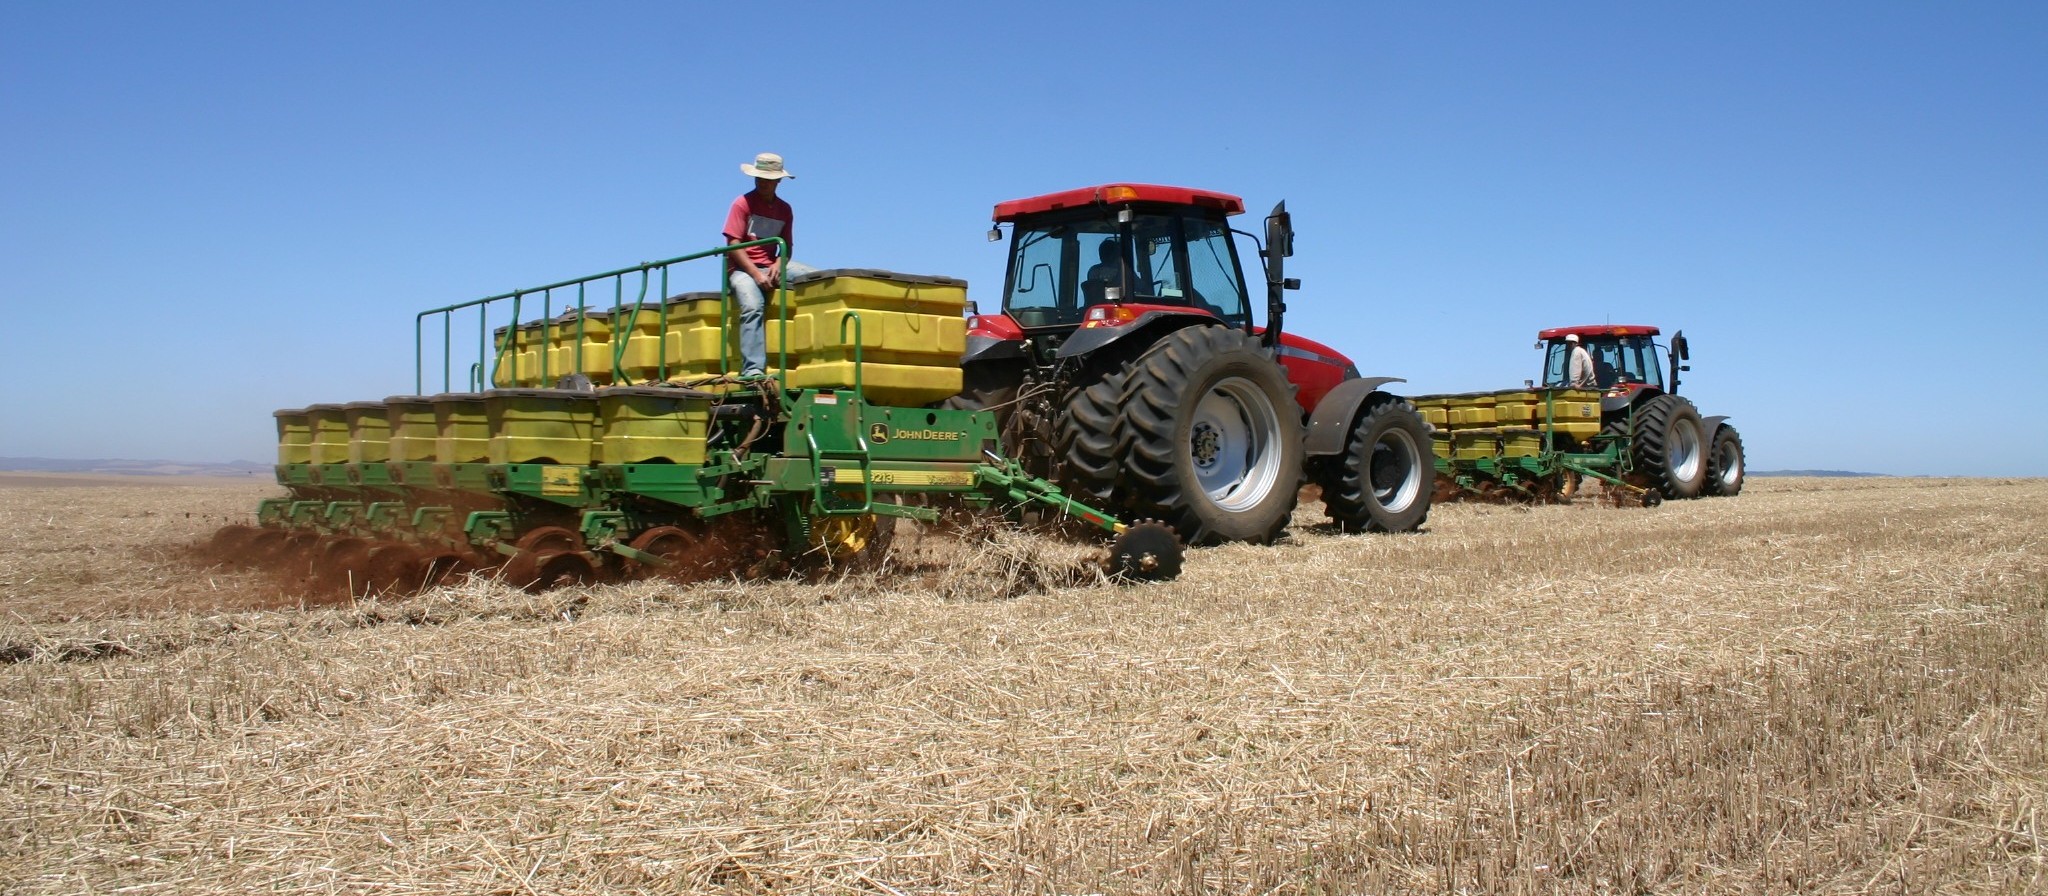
[868,423,890,443]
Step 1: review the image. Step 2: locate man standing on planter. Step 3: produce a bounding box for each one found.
[724,152,815,377]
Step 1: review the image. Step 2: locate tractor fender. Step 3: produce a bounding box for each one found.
[1600,385,1665,415]
[1053,310,1216,360]
[963,333,1027,365]
[1304,376,1409,458]
[1701,414,1731,444]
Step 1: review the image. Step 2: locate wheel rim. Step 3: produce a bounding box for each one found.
[1669,420,1703,482]
[1367,427,1426,513]
[1188,376,1284,512]
[1715,437,1742,488]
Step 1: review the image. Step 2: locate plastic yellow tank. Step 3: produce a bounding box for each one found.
[305,404,352,465]
[343,401,391,464]
[597,386,713,465]
[1539,388,1604,442]
[779,269,967,405]
[431,393,491,464]
[1447,392,1498,428]
[1491,391,1538,425]
[662,290,792,385]
[491,321,550,388]
[1408,395,1454,429]
[610,302,673,383]
[1452,430,1499,460]
[273,408,312,465]
[1430,431,1453,459]
[1499,428,1546,458]
[485,389,599,465]
[542,310,613,386]
[382,396,439,463]
[661,290,739,381]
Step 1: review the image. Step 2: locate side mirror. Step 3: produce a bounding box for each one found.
[1264,201,1294,258]
[986,226,1002,243]
[1672,331,1690,361]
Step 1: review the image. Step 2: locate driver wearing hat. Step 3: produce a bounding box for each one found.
[1565,333,1598,389]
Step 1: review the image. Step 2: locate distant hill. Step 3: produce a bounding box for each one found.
[1749,470,1888,478]
[0,457,270,477]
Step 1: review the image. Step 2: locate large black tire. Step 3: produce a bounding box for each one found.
[1052,364,1132,506]
[1312,396,1433,533]
[943,361,1021,424]
[1704,424,1745,497]
[1116,326,1304,545]
[1632,394,1707,500]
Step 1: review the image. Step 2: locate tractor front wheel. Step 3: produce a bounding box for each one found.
[1705,424,1746,497]
[1312,396,1433,533]
[1117,326,1304,545]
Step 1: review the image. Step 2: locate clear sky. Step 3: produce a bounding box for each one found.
[4,2,2044,476]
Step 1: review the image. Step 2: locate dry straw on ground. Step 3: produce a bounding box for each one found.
[1,475,2043,893]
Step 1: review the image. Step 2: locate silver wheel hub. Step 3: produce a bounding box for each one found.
[1671,420,1702,481]
[1716,439,1742,484]
[1188,376,1284,512]
[1368,427,1424,512]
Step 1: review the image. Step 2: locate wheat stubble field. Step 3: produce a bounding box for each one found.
[0,475,2042,894]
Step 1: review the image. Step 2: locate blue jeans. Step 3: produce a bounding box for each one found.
[729,261,816,375]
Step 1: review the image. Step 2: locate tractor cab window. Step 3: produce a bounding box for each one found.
[1182,218,1249,323]
[1005,221,1106,328]
[1621,337,1666,390]
[1542,336,1666,389]
[1002,209,1252,328]
[1136,221,1178,298]
[1542,342,1571,387]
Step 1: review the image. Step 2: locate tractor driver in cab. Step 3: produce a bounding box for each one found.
[1083,238,1142,305]
[1566,333,1598,389]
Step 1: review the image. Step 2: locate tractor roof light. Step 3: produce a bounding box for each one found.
[1100,185,1141,204]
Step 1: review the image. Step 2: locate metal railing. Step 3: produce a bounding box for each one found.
[412,238,791,394]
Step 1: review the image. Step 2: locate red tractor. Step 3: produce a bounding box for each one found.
[955,184,1433,544]
[1536,324,1745,498]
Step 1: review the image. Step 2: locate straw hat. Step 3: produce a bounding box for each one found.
[741,152,794,180]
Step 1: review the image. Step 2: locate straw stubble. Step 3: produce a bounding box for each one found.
[0,476,2042,893]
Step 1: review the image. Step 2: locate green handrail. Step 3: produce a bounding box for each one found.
[713,250,794,386]
[414,238,788,394]
[838,310,865,399]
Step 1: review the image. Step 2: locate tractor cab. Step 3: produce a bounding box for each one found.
[990,184,1254,336]
[955,183,1432,543]
[970,183,1354,415]
[1537,325,1690,400]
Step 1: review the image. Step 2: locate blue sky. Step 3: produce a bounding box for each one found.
[3,2,2043,475]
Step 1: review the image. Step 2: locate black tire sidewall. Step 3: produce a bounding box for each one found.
[1122,327,1304,544]
[1629,394,1707,500]
[1707,426,1745,497]
[1349,401,1433,532]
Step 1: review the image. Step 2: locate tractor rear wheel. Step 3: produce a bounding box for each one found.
[1705,424,1745,497]
[1053,364,1133,506]
[1312,396,1433,533]
[1632,394,1707,500]
[1116,326,1303,545]
[944,362,1022,425]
